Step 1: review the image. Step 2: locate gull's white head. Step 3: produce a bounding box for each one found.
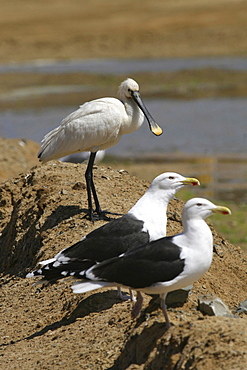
[182,197,231,222]
[150,172,200,193]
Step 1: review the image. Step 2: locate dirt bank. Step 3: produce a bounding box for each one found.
[0,138,39,183]
[0,159,246,369]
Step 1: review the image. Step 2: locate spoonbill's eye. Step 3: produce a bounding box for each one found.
[197,203,203,207]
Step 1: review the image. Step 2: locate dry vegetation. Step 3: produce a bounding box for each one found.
[0,0,247,62]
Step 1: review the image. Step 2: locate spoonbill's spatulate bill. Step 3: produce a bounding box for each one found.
[26,172,199,301]
[38,78,162,220]
[70,198,231,328]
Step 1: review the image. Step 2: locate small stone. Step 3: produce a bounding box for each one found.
[198,294,233,317]
[213,244,224,257]
[72,182,86,190]
[236,299,247,314]
[167,211,181,223]
[61,189,68,195]
[166,286,193,307]
[108,318,116,325]
[18,140,26,147]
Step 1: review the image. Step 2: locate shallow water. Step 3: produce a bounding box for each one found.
[0,57,246,157]
[0,97,246,157]
[0,57,247,74]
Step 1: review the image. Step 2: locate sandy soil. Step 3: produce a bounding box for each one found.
[0,148,246,369]
[0,138,40,183]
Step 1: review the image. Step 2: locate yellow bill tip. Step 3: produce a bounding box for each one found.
[212,206,232,215]
[182,177,200,186]
[151,125,163,136]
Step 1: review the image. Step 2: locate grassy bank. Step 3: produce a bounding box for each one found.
[1,68,247,111]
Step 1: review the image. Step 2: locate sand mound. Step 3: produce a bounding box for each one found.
[0,158,246,369]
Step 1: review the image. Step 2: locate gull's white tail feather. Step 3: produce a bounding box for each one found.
[72,281,113,294]
[39,257,56,266]
[26,271,35,278]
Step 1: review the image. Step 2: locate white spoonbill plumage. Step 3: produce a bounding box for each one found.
[70,198,231,328]
[38,78,162,220]
[26,172,199,300]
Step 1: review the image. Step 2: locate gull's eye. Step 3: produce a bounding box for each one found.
[169,176,175,180]
[197,203,203,207]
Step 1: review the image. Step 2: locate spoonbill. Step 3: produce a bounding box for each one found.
[38,78,162,220]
